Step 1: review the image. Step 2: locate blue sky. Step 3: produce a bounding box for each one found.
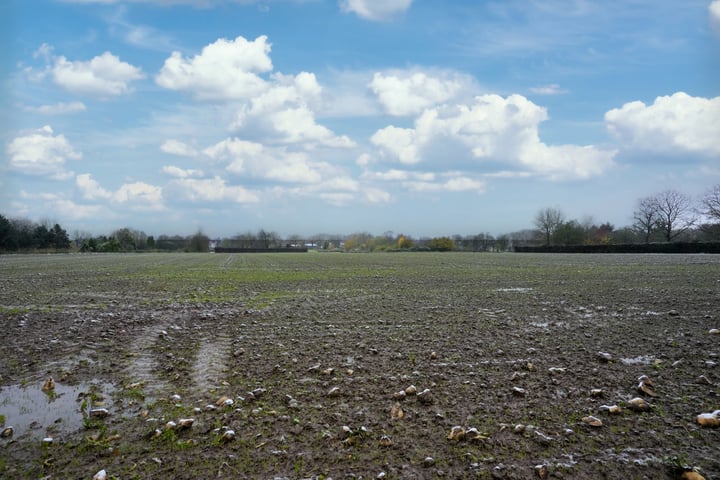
[1,0,719,238]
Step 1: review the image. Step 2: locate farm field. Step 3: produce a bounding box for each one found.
[1,252,719,479]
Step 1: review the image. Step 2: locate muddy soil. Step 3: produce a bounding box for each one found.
[0,252,719,479]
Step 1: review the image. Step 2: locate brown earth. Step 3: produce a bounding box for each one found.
[0,252,719,479]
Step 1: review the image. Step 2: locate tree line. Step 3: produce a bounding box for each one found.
[532,186,720,247]
[1,185,719,253]
[0,214,71,251]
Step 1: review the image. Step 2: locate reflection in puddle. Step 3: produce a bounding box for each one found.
[0,381,114,440]
[621,355,655,365]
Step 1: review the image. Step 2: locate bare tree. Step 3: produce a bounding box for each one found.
[701,184,720,222]
[633,197,659,244]
[652,190,696,242]
[534,207,564,246]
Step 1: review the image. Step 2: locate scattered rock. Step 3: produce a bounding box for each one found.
[582,416,603,427]
[548,367,566,374]
[417,388,433,404]
[89,408,110,418]
[696,411,720,428]
[447,426,465,441]
[709,328,720,335]
[681,470,706,480]
[404,385,417,395]
[465,427,487,443]
[423,456,435,467]
[390,402,404,420]
[1,427,13,438]
[668,309,680,316]
[696,375,711,385]
[590,388,603,397]
[327,386,341,397]
[535,464,549,480]
[378,435,393,447]
[626,397,651,412]
[430,351,438,360]
[599,404,623,414]
[512,386,526,397]
[393,390,407,400]
[177,418,194,429]
[93,469,107,480]
[42,377,55,392]
[534,430,553,445]
[637,375,657,397]
[597,352,613,362]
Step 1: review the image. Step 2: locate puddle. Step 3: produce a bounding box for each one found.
[125,323,171,396]
[620,355,654,365]
[0,381,115,440]
[192,334,232,392]
[530,322,549,328]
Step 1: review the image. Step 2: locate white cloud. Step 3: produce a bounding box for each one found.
[404,176,485,193]
[605,92,720,156]
[6,125,81,179]
[711,0,720,34]
[203,137,332,183]
[166,176,259,204]
[162,165,204,178]
[19,190,106,220]
[114,181,164,209]
[24,102,87,115]
[339,0,413,21]
[268,107,355,147]
[50,51,145,96]
[371,94,615,179]
[160,139,199,157]
[55,199,107,220]
[528,84,567,95]
[370,125,420,164]
[369,71,464,116]
[156,35,272,101]
[230,72,355,148]
[76,173,113,200]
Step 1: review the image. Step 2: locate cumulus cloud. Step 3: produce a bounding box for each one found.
[162,165,204,178]
[166,176,259,204]
[6,126,81,179]
[156,35,272,101]
[160,139,199,157]
[371,94,615,179]
[203,137,330,183]
[230,71,354,148]
[37,47,145,96]
[369,71,464,116]
[605,92,720,156]
[711,0,720,34]
[24,102,87,115]
[76,173,113,200]
[370,126,420,164]
[75,173,165,210]
[339,0,413,21]
[403,176,485,193]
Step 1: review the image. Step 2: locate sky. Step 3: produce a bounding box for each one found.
[1,0,719,239]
